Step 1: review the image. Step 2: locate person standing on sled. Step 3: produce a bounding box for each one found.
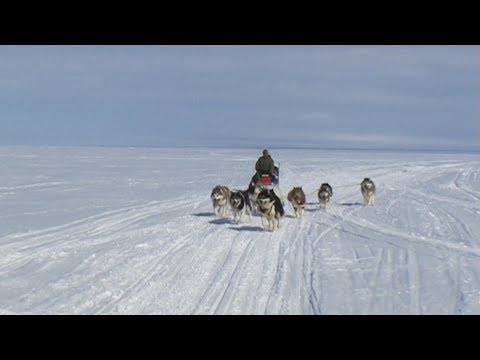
[251,149,277,185]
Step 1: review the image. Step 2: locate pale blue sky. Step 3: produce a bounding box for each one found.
[0,45,478,151]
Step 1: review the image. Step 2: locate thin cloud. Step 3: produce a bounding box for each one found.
[0,45,478,150]
[321,132,479,149]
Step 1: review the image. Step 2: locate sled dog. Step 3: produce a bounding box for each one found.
[360,178,375,206]
[287,186,306,218]
[229,190,252,224]
[247,181,262,214]
[317,183,333,209]
[256,189,285,231]
[210,185,231,216]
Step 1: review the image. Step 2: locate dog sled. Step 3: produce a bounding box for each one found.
[255,165,280,190]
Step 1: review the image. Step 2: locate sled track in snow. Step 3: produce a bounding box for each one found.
[0,198,194,268]
[2,148,479,314]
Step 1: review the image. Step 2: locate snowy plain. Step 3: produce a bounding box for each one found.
[0,145,479,315]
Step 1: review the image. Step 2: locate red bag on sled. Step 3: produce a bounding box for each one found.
[260,175,272,185]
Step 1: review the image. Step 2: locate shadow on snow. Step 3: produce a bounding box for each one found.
[229,225,265,232]
[209,218,232,225]
[192,212,214,217]
[339,202,362,206]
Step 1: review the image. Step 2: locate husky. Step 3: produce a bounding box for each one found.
[360,178,375,206]
[256,189,285,231]
[287,186,306,218]
[317,183,333,209]
[249,173,287,206]
[210,185,231,217]
[272,184,287,207]
[246,181,262,214]
[229,190,252,224]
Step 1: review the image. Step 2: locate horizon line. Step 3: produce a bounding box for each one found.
[0,143,478,155]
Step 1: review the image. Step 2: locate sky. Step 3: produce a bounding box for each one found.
[0,45,478,151]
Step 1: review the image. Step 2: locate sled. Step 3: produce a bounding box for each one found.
[256,165,279,190]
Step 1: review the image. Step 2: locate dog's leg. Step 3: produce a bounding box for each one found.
[266,218,271,231]
[270,218,275,231]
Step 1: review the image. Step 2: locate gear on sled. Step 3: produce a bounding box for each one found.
[251,164,280,190]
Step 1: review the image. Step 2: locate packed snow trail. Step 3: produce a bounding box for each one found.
[0,146,479,314]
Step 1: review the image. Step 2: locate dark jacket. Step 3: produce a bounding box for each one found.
[255,155,275,175]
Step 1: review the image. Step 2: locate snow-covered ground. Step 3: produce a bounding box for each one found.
[0,146,479,314]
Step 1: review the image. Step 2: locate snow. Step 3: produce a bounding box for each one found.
[0,146,479,314]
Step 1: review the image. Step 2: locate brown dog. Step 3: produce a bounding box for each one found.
[287,186,306,218]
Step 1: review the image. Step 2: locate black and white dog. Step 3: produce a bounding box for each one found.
[229,190,252,224]
[256,189,285,231]
[210,185,231,217]
[318,183,333,209]
[246,181,262,214]
[360,178,376,206]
